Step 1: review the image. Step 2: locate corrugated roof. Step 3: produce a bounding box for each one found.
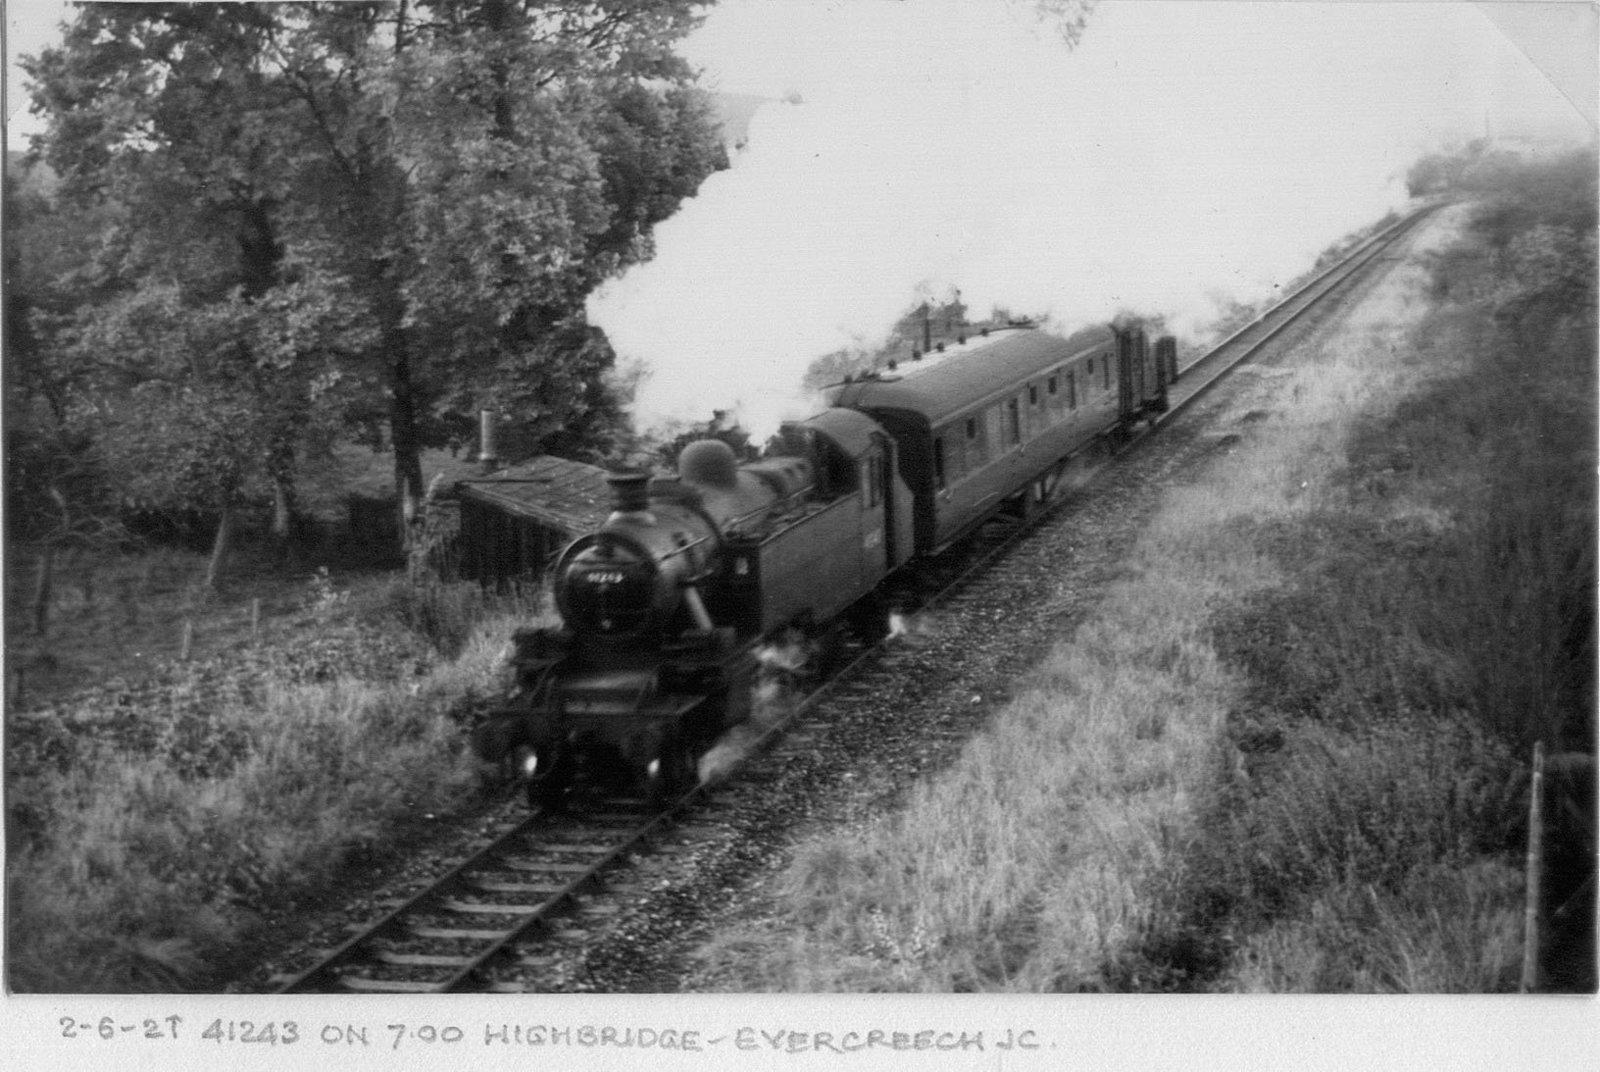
[826,325,1116,425]
[456,455,614,535]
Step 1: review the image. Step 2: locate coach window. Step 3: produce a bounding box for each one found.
[934,437,947,490]
[1103,353,1112,390]
[1006,398,1021,446]
[1067,370,1077,409]
[966,415,985,466]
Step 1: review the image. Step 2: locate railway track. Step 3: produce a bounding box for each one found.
[1164,203,1438,416]
[271,203,1436,994]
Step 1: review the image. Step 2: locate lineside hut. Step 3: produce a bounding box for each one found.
[456,456,615,586]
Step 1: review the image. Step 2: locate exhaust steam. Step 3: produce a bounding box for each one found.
[698,630,816,785]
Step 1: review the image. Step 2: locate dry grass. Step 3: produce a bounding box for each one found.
[1227,858,1524,993]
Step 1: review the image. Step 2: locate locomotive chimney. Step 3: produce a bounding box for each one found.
[477,409,499,473]
[607,470,651,515]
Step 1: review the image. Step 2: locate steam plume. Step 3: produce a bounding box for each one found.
[589,1,1590,439]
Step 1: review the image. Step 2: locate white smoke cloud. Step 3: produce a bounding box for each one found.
[588,0,1592,439]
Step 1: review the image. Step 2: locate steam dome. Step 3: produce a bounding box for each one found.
[679,439,740,489]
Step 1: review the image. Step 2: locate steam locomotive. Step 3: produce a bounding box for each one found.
[471,319,1178,806]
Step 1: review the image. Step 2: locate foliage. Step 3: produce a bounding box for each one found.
[19,5,367,576]
[1016,0,1097,48]
[1183,161,1595,990]
[3,167,125,544]
[1405,140,1490,198]
[801,289,1031,392]
[656,409,759,469]
[17,0,727,555]
[3,566,550,992]
[1406,141,1597,240]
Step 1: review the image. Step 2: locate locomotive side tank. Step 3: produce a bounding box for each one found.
[711,408,914,638]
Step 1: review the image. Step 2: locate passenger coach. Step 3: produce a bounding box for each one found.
[826,322,1176,554]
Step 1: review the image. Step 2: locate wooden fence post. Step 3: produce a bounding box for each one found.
[181,619,194,662]
[251,598,261,641]
[1520,739,1545,993]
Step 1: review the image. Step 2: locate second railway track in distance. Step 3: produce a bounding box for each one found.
[269,205,1436,994]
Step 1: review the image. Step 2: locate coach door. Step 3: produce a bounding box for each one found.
[862,434,895,576]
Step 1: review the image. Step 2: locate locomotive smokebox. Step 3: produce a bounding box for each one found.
[607,470,652,515]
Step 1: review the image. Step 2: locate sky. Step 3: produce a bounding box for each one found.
[587,0,1597,435]
[6,1,1596,438]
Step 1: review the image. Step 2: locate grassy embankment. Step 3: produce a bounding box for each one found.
[4,442,484,710]
[691,157,1595,992]
[5,561,549,992]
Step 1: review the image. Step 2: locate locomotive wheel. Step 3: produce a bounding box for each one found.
[846,592,891,643]
[647,733,699,809]
[811,624,848,679]
[525,749,575,811]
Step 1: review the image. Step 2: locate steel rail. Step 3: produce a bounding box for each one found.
[273,805,659,993]
[1159,204,1438,423]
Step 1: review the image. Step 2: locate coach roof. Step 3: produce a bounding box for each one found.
[824,325,1116,426]
[796,404,886,458]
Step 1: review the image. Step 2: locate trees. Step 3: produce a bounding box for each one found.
[22,3,357,580]
[19,1,726,573]
[307,0,726,521]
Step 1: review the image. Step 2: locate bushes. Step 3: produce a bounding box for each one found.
[3,569,545,992]
[1228,859,1524,993]
[368,574,547,659]
[1210,718,1519,915]
[6,664,481,990]
[1134,717,1523,992]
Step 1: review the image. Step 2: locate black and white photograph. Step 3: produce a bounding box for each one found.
[4,0,1596,1067]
